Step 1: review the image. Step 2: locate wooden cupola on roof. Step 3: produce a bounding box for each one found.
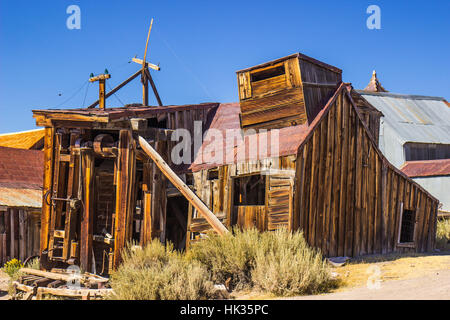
[236,53,342,131]
[364,70,388,92]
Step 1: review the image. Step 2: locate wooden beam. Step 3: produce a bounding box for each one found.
[80,150,95,273]
[89,74,111,82]
[132,57,160,71]
[145,68,163,106]
[142,18,153,68]
[63,133,80,260]
[138,136,228,235]
[113,130,136,269]
[40,127,54,258]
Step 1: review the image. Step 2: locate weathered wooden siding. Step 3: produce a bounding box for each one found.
[298,57,342,123]
[187,156,295,243]
[0,209,40,265]
[292,88,438,256]
[236,54,342,131]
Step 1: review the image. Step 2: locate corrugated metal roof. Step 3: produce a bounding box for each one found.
[401,159,450,178]
[357,91,450,144]
[0,187,42,208]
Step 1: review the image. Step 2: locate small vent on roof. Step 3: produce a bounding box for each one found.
[364,70,388,92]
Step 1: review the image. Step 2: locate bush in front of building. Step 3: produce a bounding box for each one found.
[436,218,450,250]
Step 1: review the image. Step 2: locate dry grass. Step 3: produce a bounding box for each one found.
[187,228,259,290]
[111,229,335,299]
[251,229,336,296]
[436,218,450,250]
[188,228,336,296]
[109,241,215,300]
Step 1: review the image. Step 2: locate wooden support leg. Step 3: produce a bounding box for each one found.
[41,127,55,258]
[63,133,80,260]
[10,209,16,259]
[19,210,26,262]
[80,150,95,273]
[140,162,153,246]
[113,130,136,269]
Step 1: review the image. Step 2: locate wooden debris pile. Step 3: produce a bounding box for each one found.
[11,267,112,300]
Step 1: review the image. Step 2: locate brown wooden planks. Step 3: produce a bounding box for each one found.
[80,150,95,272]
[40,127,54,256]
[113,130,135,269]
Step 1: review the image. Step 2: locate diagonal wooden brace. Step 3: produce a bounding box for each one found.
[137,136,228,235]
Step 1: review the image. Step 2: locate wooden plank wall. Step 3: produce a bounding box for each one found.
[188,156,296,240]
[0,209,41,265]
[40,127,54,255]
[238,58,307,130]
[298,58,342,123]
[292,88,439,257]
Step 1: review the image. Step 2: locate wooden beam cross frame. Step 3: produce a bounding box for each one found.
[132,18,163,106]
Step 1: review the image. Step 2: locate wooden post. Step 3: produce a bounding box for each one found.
[142,71,149,106]
[138,136,228,235]
[19,210,26,262]
[63,133,80,260]
[89,74,111,110]
[5,209,10,261]
[41,127,54,258]
[140,161,153,245]
[0,233,4,265]
[80,150,95,273]
[99,79,106,110]
[113,130,136,269]
[10,209,16,259]
[0,211,4,263]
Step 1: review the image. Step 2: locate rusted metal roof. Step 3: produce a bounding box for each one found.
[189,102,310,172]
[358,91,450,144]
[0,128,45,150]
[401,159,450,178]
[190,85,348,172]
[0,187,42,208]
[0,146,43,190]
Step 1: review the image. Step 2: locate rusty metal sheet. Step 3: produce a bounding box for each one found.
[401,159,450,178]
[0,187,42,208]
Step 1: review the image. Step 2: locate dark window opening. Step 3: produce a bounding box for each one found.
[207,169,219,180]
[404,142,450,161]
[251,65,285,82]
[166,196,189,250]
[399,209,416,243]
[233,174,266,206]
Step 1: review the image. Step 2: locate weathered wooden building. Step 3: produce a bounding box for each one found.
[0,147,43,265]
[32,52,439,275]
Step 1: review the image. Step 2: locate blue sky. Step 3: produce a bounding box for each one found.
[0,0,449,133]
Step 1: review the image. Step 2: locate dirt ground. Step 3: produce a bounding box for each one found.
[235,251,450,300]
[291,268,450,300]
[290,251,450,300]
[0,270,10,300]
